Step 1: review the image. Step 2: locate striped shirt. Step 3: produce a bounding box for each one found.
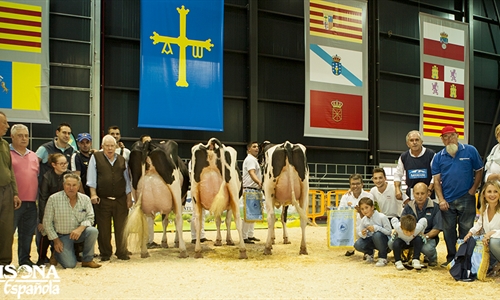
[43,190,94,240]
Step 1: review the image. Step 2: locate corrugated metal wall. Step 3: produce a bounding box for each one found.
[15,0,500,166]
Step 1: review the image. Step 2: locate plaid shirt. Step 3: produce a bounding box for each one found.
[43,190,94,240]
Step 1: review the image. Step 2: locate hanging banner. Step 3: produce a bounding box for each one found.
[139,0,224,131]
[328,208,356,248]
[0,0,50,123]
[304,0,368,140]
[419,13,469,145]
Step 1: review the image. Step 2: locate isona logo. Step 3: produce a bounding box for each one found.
[0,265,60,299]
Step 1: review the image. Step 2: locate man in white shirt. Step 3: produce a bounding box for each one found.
[370,168,407,222]
[241,141,262,244]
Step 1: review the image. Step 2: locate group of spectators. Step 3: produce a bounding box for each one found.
[342,125,499,280]
[0,111,134,272]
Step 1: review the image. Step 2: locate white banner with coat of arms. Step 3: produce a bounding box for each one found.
[304,0,368,140]
[419,13,469,145]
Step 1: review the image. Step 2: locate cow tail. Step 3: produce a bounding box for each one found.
[123,191,148,252]
[210,144,227,217]
[284,142,308,222]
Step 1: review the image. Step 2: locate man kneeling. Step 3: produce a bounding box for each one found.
[43,173,101,268]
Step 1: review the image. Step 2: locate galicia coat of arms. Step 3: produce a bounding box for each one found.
[331,55,342,76]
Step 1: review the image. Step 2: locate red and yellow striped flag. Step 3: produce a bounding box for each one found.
[0,0,42,53]
[309,0,362,43]
[423,102,464,139]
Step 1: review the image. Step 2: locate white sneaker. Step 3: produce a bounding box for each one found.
[412,259,422,270]
[375,258,387,267]
[395,260,404,271]
[364,254,374,263]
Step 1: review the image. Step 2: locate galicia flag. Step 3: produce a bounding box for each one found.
[422,22,465,62]
[309,90,362,130]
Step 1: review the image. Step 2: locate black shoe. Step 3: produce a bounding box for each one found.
[440,261,451,268]
[248,237,260,242]
[345,250,355,256]
[76,255,82,262]
[244,239,255,244]
[147,242,161,249]
[100,256,110,262]
[118,255,130,260]
[20,260,35,267]
[191,238,211,244]
[35,258,49,266]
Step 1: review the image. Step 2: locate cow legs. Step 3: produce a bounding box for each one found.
[161,214,169,248]
[299,194,308,255]
[193,204,204,258]
[215,215,223,246]
[264,200,275,255]
[225,210,234,246]
[231,199,247,259]
[281,206,291,244]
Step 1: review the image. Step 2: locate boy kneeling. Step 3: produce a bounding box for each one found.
[390,215,427,270]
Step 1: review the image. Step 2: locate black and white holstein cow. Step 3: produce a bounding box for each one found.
[125,140,189,258]
[190,138,246,259]
[260,141,309,255]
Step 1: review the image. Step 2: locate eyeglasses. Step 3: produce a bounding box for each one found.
[350,182,362,186]
[56,162,69,166]
[441,133,457,140]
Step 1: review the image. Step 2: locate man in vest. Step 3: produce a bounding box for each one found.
[394,130,435,202]
[35,122,75,180]
[87,135,132,262]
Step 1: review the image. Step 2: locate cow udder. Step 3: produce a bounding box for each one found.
[198,168,229,210]
[273,169,302,204]
[138,173,173,215]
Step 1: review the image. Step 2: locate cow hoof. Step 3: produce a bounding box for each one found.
[263,247,273,255]
[239,250,248,259]
[299,246,308,255]
[272,238,276,245]
[161,241,168,248]
[194,251,203,259]
[283,237,291,244]
[174,242,179,248]
[214,239,222,247]
[226,240,235,246]
[141,252,150,258]
[178,250,188,258]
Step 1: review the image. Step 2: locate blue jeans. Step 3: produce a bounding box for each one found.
[392,236,424,262]
[441,193,476,262]
[489,238,500,270]
[421,237,438,263]
[55,227,98,268]
[13,201,37,264]
[354,231,389,259]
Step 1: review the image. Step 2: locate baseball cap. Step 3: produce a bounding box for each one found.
[441,126,457,136]
[77,133,92,142]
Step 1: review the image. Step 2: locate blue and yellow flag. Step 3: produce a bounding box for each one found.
[139,0,224,131]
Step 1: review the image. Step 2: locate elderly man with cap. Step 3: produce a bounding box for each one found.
[431,125,483,267]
